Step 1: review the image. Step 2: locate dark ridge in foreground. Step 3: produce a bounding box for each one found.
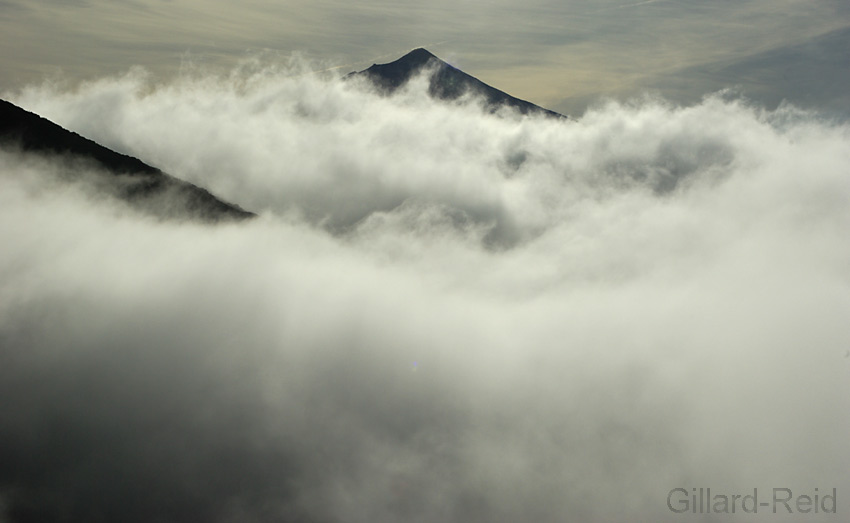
[0,99,254,222]
[351,48,566,119]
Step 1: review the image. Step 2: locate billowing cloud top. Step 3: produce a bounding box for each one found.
[1,61,849,522]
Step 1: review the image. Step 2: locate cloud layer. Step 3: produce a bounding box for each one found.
[2,64,850,522]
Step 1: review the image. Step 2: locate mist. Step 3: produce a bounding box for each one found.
[1,62,849,522]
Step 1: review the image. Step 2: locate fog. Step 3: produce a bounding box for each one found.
[1,63,849,522]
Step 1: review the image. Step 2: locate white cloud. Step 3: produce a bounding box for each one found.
[2,63,849,522]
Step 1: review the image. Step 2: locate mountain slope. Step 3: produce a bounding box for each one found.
[0,98,254,222]
[351,48,566,118]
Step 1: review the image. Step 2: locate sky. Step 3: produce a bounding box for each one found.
[1,0,849,116]
[1,2,850,523]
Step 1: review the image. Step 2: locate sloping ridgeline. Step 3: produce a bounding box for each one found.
[0,98,254,222]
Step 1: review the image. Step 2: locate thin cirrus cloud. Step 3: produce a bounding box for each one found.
[1,0,849,115]
[1,60,849,522]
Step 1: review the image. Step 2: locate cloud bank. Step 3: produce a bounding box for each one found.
[2,64,850,522]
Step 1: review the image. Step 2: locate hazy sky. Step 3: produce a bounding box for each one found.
[2,0,849,115]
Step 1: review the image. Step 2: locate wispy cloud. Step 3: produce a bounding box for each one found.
[608,0,670,10]
[1,0,848,116]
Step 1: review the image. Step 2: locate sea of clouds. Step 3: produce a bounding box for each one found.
[1,60,849,522]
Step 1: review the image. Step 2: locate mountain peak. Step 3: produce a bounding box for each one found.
[352,49,565,119]
[358,48,445,93]
[396,48,439,66]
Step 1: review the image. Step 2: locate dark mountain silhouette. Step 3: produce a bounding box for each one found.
[0,98,254,222]
[351,48,566,118]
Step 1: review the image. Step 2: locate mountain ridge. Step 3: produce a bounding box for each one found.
[0,98,254,222]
